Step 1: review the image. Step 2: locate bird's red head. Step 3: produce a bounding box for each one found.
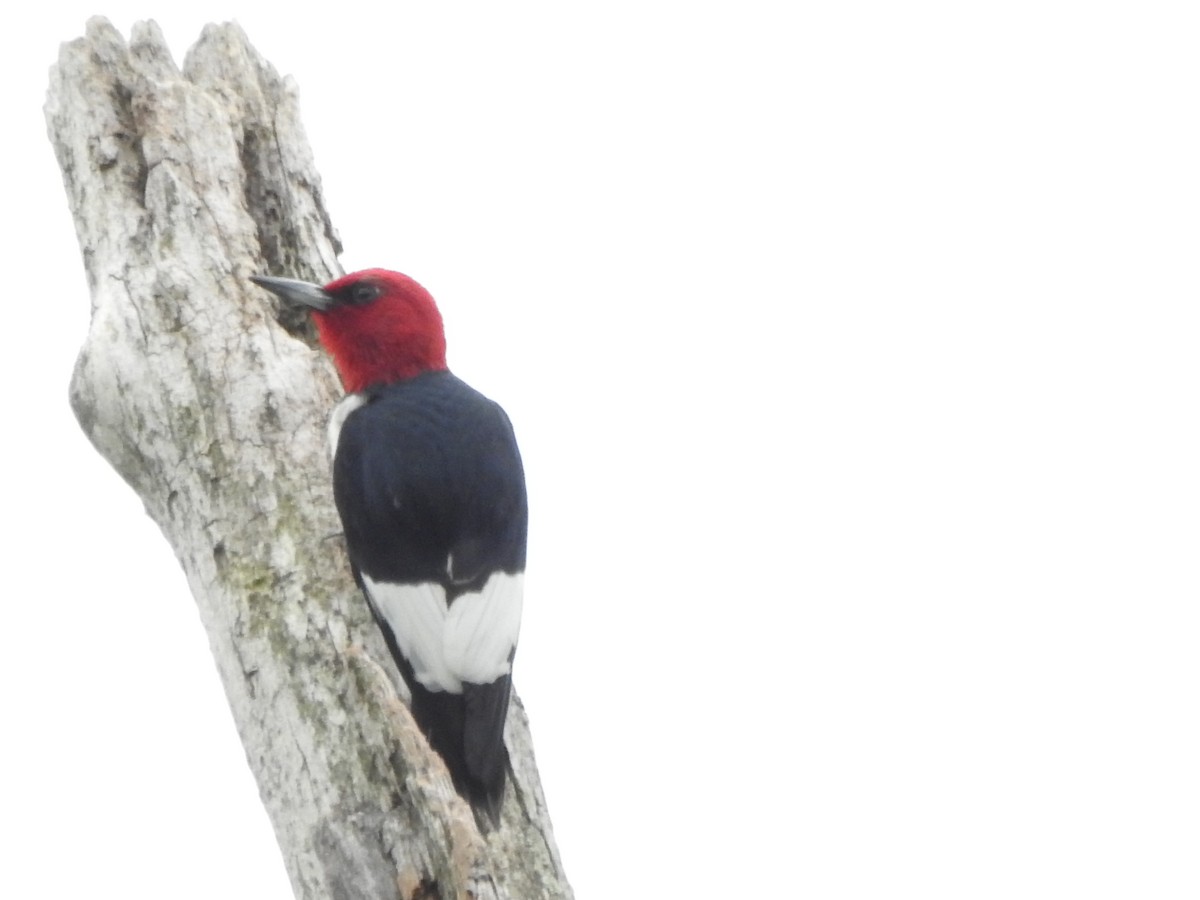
[311,269,447,392]
[254,268,445,394]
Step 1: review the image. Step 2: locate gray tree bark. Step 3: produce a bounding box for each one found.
[45,18,571,900]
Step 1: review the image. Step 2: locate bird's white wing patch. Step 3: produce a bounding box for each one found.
[361,572,523,692]
[361,575,460,692]
[443,572,523,685]
[328,392,368,458]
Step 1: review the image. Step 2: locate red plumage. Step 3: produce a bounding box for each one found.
[315,269,448,392]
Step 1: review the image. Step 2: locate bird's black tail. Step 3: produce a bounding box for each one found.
[409,677,511,829]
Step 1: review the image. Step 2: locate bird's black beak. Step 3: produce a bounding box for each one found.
[250,275,335,311]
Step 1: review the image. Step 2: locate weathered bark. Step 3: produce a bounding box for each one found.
[45,18,570,900]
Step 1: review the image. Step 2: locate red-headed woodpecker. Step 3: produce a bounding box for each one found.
[251,269,527,826]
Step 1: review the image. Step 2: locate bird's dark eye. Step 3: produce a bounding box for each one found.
[349,283,381,304]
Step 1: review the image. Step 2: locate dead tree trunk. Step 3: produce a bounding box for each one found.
[45,18,571,900]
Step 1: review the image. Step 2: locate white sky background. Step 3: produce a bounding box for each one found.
[5,3,1199,897]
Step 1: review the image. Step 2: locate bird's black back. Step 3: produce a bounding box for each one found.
[333,370,527,589]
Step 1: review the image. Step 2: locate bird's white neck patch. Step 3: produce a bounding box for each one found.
[361,572,523,693]
[328,392,369,458]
